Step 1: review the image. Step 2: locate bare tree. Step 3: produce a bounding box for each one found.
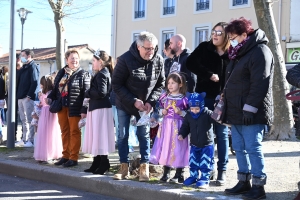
[47,0,106,70]
[253,0,295,139]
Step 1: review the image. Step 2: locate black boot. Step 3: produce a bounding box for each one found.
[216,170,226,186]
[170,168,184,183]
[160,166,171,182]
[225,181,251,195]
[242,185,266,199]
[84,155,101,173]
[93,155,110,175]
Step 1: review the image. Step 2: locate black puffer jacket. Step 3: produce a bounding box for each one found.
[48,66,91,117]
[170,48,196,93]
[179,108,214,148]
[186,41,229,99]
[85,67,112,111]
[112,41,165,117]
[224,29,274,125]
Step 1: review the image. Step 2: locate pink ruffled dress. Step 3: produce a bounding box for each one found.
[34,92,63,161]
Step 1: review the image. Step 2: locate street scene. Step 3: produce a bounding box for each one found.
[0,0,300,200]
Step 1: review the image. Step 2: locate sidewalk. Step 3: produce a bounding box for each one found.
[0,125,299,200]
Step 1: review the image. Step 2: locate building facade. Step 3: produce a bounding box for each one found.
[111,0,296,63]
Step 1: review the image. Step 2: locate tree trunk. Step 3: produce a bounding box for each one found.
[48,0,65,70]
[54,12,65,70]
[253,0,295,139]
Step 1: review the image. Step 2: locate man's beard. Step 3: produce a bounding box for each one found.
[170,49,176,55]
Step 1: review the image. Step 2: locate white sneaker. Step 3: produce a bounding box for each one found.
[15,140,25,147]
[23,141,34,147]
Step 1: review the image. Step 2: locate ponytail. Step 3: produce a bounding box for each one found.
[107,56,114,78]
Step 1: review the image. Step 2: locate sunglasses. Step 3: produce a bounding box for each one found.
[211,30,224,36]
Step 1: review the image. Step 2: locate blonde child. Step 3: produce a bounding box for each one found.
[150,72,189,183]
[34,75,62,162]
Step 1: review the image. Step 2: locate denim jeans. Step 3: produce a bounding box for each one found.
[112,106,119,142]
[205,97,229,171]
[231,124,266,180]
[117,108,150,164]
[18,97,34,143]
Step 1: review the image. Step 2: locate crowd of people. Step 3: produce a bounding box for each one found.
[0,17,275,200]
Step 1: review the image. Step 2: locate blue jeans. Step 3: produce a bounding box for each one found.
[112,106,119,142]
[231,124,266,181]
[205,97,229,171]
[117,108,150,164]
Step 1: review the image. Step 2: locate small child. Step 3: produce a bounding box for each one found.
[178,92,214,189]
[150,72,189,183]
[34,75,63,162]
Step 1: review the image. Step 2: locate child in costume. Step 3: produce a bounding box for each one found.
[178,92,214,189]
[150,72,189,183]
[34,75,62,162]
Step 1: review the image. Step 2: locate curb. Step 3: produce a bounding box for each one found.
[0,159,232,200]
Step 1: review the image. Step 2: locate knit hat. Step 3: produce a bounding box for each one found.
[188,92,206,119]
[188,92,205,108]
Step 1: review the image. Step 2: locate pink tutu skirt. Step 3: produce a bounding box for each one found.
[82,108,115,156]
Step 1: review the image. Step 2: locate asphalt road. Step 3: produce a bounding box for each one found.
[0,173,123,200]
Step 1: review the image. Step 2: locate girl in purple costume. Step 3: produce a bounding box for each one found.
[150,73,189,183]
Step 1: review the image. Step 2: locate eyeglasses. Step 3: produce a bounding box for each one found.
[229,35,239,40]
[211,30,223,36]
[142,46,156,52]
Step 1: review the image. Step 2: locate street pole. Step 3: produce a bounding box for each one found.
[7,0,17,148]
[21,20,24,50]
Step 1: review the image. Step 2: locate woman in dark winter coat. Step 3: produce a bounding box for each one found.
[48,48,91,168]
[82,50,115,175]
[186,22,230,186]
[223,17,274,200]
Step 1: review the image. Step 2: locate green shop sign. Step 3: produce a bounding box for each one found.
[287,48,300,63]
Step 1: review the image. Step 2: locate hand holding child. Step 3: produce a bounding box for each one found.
[162,109,168,115]
[174,107,182,115]
[178,135,183,140]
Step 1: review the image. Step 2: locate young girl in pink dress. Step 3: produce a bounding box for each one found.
[150,73,189,183]
[34,75,63,162]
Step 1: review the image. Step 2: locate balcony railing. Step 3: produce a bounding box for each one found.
[233,0,248,6]
[196,2,209,11]
[135,10,145,18]
[163,6,175,15]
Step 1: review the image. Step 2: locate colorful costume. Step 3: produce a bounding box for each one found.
[150,93,189,168]
[178,92,214,188]
[34,92,63,161]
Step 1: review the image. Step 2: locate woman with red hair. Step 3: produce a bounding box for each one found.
[223,17,274,200]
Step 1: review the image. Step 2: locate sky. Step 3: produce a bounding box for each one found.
[0,0,112,55]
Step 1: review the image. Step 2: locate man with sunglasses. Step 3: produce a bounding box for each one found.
[169,34,196,93]
[112,31,165,182]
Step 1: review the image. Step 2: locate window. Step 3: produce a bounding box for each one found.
[133,0,146,20]
[196,0,209,11]
[193,24,211,49]
[160,28,175,57]
[161,0,177,17]
[230,0,251,9]
[133,32,140,42]
[232,0,248,6]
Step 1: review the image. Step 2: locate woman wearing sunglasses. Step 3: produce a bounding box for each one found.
[186,22,230,186]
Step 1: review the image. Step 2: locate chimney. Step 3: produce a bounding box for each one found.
[64,39,68,52]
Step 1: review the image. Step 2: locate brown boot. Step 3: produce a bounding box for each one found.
[139,163,149,182]
[113,163,129,180]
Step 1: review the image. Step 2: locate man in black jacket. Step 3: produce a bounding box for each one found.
[15,49,39,147]
[169,34,196,93]
[112,31,165,182]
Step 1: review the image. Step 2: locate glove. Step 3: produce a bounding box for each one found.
[243,111,254,126]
